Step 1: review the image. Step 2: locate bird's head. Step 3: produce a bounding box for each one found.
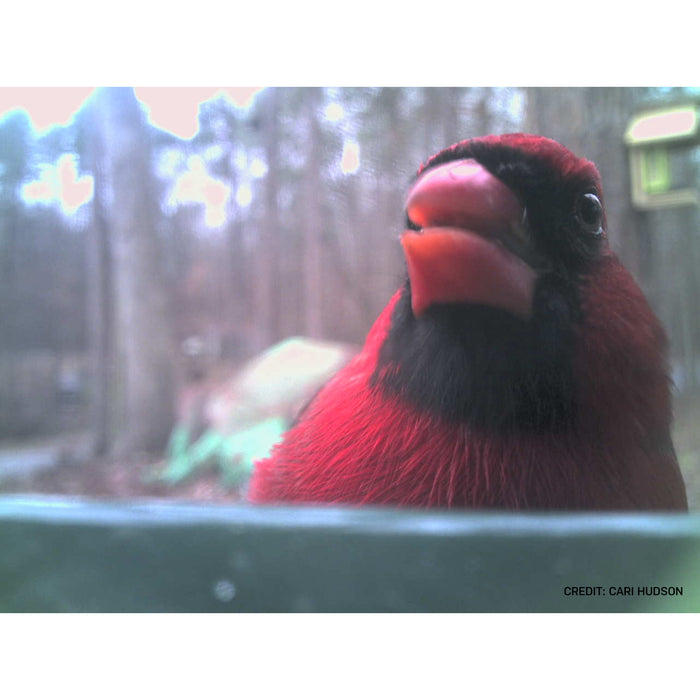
[402,133,607,319]
[373,134,615,431]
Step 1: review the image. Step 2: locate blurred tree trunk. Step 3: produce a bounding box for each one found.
[0,112,32,434]
[225,193,254,362]
[441,87,462,147]
[376,88,409,304]
[645,204,700,390]
[474,87,494,136]
[256,87,282,348]
[302,88,324,338]
[82,111,116,456]
[422,88,443,156]
[226,165,248,338]
[92,88,176,454]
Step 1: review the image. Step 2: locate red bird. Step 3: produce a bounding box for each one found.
[249,134,688,511]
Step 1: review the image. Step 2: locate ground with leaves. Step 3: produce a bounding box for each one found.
[0,450,245,503]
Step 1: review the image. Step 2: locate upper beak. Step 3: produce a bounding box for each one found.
[401,158,537,319]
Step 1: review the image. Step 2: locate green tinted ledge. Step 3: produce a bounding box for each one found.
[1,495,699,613]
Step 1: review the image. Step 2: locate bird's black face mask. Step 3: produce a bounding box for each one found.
[372,135,607,432]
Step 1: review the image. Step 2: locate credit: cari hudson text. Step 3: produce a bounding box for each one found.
[563,586,683,597]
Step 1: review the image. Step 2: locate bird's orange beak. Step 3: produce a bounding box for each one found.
[401,159,536,319]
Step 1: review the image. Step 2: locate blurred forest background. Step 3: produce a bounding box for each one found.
[1,86,699,506]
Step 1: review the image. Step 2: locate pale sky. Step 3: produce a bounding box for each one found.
[0,87,263,137]
[1,87,264,221]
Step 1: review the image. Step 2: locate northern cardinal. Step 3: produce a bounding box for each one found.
[249,134,688,511]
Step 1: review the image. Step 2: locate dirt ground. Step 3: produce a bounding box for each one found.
[0,451,246,503]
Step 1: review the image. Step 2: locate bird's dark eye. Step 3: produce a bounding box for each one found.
[575,193,604,235]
